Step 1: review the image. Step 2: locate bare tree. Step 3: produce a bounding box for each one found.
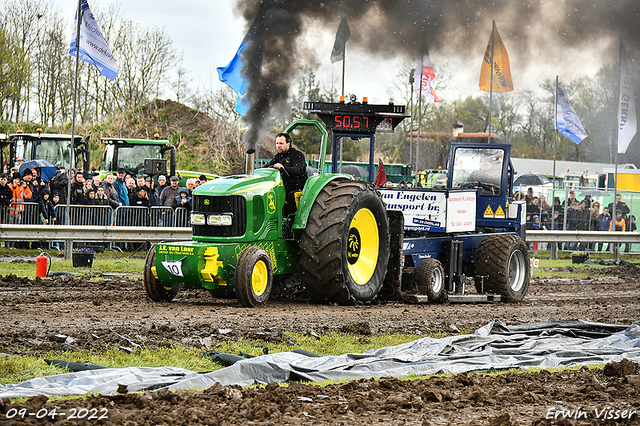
[0,0,47,121]
[110,20,178,113]
[0,27,29,121]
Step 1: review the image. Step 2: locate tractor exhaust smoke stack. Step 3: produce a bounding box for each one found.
[245,148,256,176]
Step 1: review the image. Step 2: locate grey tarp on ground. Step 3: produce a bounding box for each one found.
[0,367,198,398]
[2,320,639,398]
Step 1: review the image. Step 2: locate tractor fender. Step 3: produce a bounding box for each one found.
[292,174,353,230]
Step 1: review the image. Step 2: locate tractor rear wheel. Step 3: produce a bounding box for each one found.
[474,234,530,302]
[415,258,446,302]
[234,246,273,307]
[144,245,179,302]
[299,180,390,304]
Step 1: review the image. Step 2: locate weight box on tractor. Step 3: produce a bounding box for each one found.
[144,99,529,307]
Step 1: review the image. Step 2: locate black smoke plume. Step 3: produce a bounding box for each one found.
[235,0,640,152]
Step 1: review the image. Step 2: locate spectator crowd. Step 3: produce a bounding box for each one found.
[0,165,209,231]
[517,186,637,252]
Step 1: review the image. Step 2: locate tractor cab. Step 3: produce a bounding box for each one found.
[448,143,520,231]
[2,132,89,172]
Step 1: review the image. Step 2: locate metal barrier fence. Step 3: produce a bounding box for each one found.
[0,203,192,228]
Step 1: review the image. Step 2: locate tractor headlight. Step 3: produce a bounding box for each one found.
[191,213,206,225]
[207,214,233,226]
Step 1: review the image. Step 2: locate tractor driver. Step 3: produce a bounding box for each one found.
[466,153,502,195]
[266,132,308,215]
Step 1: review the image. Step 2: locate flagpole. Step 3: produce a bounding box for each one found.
[612,39,623,261]
[416,31,426,175]
[487,20,495,144]
[341,39,346,97]
[550,76,559,260]
[65,0,83,260]
[409,68,414,169]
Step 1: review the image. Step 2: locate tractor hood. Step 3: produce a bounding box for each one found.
[193,168,281,198]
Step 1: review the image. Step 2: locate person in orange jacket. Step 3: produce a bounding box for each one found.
[7,172,32,248]
[610,210,626,232]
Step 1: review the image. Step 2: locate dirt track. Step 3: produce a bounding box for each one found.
[1,263,640,425]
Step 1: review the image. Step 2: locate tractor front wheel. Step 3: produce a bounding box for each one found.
[144,245,179,302]
[234,246,273,307]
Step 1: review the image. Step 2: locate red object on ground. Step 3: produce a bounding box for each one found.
[36,253,48,278]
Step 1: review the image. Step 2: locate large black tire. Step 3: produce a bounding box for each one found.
[299,180,390,304]
[144,245,179,302]
[415,258,446,302]
[234,246,273,307]
[474,234,530,302]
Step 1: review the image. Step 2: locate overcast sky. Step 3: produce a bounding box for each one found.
[50,0,633,106]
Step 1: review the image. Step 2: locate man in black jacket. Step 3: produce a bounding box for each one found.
[265,132,308,215]
[0,173,12,223]
[70,172,86,204]
[50,167,69,203]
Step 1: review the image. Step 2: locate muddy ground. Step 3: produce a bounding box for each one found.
[1,262,640,425]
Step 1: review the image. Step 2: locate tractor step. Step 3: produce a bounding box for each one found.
[413,294,502,303]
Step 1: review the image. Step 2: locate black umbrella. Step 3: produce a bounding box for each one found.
[513,173,552,187]
[338,165,368,178]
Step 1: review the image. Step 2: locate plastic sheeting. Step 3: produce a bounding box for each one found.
[1,319,639,398]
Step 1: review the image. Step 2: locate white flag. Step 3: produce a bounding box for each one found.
[414,53,440,103]
[556,85,588,144]
[618,43,637,154]
[69,0,118,81]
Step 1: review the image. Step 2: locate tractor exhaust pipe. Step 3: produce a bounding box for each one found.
[245,148,255,176]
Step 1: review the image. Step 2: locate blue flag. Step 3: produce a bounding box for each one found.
[556,85,587,144]
[217,32,253,116]
[69,0,118,81]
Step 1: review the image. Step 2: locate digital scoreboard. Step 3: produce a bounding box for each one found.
[303,100,408,135]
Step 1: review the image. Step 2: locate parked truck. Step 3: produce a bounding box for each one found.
[144,99,529,306]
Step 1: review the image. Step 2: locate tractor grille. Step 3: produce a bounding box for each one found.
[192,195,246,237]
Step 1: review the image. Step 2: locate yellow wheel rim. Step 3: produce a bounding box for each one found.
[251,259,268,296]
[346,208,379,285]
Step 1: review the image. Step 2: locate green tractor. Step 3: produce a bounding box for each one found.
[144,119,392,306]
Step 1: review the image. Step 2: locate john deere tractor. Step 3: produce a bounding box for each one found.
[144,102,407,307]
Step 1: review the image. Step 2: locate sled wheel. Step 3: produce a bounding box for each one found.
[144,245,179,302]
[234,246,273,307]
[299,180,390,304]
[416,258,446,302]
[475,234,530,302]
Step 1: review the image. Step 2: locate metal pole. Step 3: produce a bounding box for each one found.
[65,0,83,260]
[341,41,346,97]
[612,39,622,262]
[487,20,495,144]
[409,69,415,168]
[416,32,425,174]
[551,76,559,259]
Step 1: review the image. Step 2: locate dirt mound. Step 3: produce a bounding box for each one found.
[598,262,640,279]
[91,99,246,175]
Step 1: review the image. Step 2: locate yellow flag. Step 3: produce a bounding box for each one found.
[479,23,514,92]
